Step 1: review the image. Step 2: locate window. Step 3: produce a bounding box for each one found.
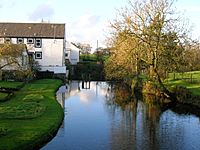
[27,38,34,44]
[4,38,11,43]
[35,38,42,48]
[17,38,24,44]
[35,52,42,59]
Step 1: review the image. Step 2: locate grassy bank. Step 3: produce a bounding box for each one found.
[0,79,63,150]
[0,81,24,89]
[0,81,25,102]
[80,54,109,62]
[163,71,200,108]
[165,71,200,96]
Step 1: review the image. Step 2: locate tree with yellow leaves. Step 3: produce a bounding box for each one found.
[0,44,30,80]
[105,0,192,97]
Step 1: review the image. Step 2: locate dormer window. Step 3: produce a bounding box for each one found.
[27,38,34,44]
[17,38,24,44]
[35,38,42,48]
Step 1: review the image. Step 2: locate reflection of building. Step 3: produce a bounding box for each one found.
[68,81,81,96]
[81,81,90,89]
[56,86,67,108]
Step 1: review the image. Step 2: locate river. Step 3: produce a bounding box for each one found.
[42,81,200,150]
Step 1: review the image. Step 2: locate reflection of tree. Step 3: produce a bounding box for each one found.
[158,110,185,150]
[140,96,162,150]
[106,100,138,150]
[104,84,133,149]
[104,83,164,150]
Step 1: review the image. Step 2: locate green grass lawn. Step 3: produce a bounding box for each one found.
[80,54,109,62]
[0,93,9,101]
[0,79,63,150]
[165,71,200,96]
[0,81,24,89]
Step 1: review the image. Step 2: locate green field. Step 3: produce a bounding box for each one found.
[0,81,24,89]
[0,93,9,102]
[165,71,200,96]
[0,79,63,150]
[80,54,109,62]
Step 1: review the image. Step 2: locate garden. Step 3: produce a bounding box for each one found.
[0,79,63,150]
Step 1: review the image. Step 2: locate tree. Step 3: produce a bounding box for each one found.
[182,40,200,71]
[0,44,30,80]
[105,30,142,81]
[105,0,191,96]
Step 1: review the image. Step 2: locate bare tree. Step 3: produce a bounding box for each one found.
[0,44,30,80]
[106,0,191,97]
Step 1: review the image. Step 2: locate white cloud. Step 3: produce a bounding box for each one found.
[72,13,100,28]
[67,13,107,51]
[29,3,54,21]
[0,0,15,9]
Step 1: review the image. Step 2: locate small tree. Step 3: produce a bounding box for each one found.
[0,44,31,81]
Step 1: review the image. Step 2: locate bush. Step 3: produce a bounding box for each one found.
[69,63,105,80]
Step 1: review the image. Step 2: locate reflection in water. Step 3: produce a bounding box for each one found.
[42,81,200,150]
[105,84,162,150]
[105,83,200,150]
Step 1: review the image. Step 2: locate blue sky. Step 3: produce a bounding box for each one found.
[0,0,199,50]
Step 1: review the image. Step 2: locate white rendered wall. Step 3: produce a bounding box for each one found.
[40,66,66,74]
[70,48,79,65]
[65,42,80,65]
[9,38,66,74]
[36,39,64,66]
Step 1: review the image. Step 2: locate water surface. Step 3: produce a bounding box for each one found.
[42,81,200,150]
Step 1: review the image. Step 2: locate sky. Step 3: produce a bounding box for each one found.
[0,0,200,51]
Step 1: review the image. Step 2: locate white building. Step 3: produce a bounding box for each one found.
[65,41,80,65]
[0,22,66,75]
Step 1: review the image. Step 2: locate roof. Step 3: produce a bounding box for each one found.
[0,22,65,39]
[66,41,80,51]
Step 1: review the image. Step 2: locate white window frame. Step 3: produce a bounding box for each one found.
[17,38,24,44]
[65,53,69,57]
[27,38,34,44]
[35,38,42,48]
[35,52,42,59]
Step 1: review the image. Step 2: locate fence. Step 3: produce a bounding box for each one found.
[167,71,200,83]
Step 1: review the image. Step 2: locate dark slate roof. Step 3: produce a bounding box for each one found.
[0,22,65,39]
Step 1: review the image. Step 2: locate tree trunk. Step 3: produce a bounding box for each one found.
[154,68,176,101]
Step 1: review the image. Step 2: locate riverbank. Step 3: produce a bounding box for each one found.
[138,71,200,109]
[165,71,200,108]
[0,79,64,150]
